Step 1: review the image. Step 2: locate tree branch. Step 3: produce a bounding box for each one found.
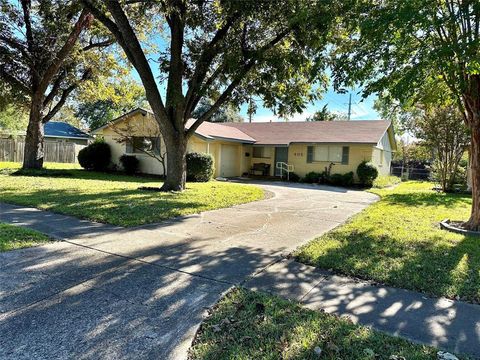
[38,9,93,94]
[186,26,292,137]
[0,66,30,94]
[42,84,77,123]
[184,12,241,117]
[82,0,168,123]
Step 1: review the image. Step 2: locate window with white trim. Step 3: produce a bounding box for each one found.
[307,145,348,164]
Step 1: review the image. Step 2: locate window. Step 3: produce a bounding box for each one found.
[127,137,161,155]
[307,145,349,164]
[252,147,269,158]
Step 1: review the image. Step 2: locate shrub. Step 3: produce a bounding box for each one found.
[303,171,322,183]
[120,154,140,175]
[327,172,354,187]
[186,152,214,182]
[78,141,111,171]
[288,172,300,183]
[356,161,378,186]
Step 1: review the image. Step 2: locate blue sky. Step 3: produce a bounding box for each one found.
[238,87,380,122]
[139,33,381,123]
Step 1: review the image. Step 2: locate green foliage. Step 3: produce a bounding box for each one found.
[192,98,244,123]
[190,288,438,359]
[0,1,116,117]
[0,105,28,134]
[328,171,354,187]
[77,77,147,130]
[332,1,479,105]
[303,171,322,184]
[296,182,480,303]
[0,163,264,227]
[394,140,432,163]
[186,152,214,182]
[0,223,50,252]
[119,154,140,175]
[307,104,347,122]
[356,161,378,186]
[78,141,111,171]
[372,175,401,189]
[288,172,300,183]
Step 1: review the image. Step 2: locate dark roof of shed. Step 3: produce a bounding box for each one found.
[44,122,90,139]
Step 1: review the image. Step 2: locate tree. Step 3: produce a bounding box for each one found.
[0,1,113,169]
[307,104,348,121]
[0,105,28,135]
[333,1,480,229]
[192,98,243,123]
[417,105,470,192]
[76,77,147,130]
[81,0,341,191]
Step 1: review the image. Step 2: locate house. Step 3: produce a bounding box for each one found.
[93,108,396,180]
[0,121,91,163]
[44,121,91,146]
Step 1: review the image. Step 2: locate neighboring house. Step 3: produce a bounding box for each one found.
[0,122,91,163]
[93,108,396,180]
[44,121,91,146]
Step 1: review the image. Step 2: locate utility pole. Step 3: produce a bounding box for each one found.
[347,93,352,121]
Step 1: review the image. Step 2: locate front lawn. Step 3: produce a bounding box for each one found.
[0,163,264,227]
[0,223,51,252]
[296,181,480,303]
[189,288,441,360]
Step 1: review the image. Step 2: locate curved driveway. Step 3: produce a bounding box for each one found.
[0,182,377,359]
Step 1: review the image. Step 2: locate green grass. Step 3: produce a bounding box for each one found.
[296,181,480,303]
[0,223,51,252]
[372,175,401,188]
[0,162,264,227]
[189,288,443,360]
[0,161,81,170]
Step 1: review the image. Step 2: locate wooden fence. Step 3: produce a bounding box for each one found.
[0,138,77,163]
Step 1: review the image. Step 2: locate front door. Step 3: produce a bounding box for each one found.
[220,144,239,177]
[274,147,288,176]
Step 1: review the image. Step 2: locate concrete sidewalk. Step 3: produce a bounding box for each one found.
[1,182,479,358]
[246,259,480,358]
[0,183,379,359]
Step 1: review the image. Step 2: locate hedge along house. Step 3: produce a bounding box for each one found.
[92,108,396,180]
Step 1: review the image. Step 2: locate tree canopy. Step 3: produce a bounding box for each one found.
[82,0,342,190]
[332,0,480,229]
[192,98,243,123]
[76,77,147,130]
[0,0,116,168]
[307,104,347,121]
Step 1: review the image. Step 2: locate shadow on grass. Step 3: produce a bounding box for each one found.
[0,187,205,226]
[5,168,165,184]
[190,288,438,360]
[381,191,471,208]
[297,225,480,303]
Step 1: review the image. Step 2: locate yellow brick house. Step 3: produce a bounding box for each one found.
[92,108,396,180]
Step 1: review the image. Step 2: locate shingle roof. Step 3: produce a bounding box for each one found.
[185,119,255,143]
[45,122,90,139]
[93,108,392,146]
[223,120,391,145]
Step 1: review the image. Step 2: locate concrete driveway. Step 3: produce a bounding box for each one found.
[0,182,377,359]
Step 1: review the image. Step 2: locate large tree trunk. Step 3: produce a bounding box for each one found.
[161,134,187,191]
[466,125,480,230]
[23,98,45,170]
